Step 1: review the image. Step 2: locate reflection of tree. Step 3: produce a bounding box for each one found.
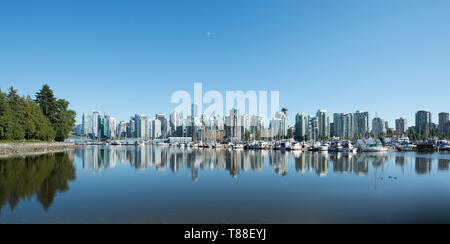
[0,153,76,214]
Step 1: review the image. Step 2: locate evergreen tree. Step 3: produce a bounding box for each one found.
[0,90,14,140]
[7,87,26,140]
[35,85,76,141]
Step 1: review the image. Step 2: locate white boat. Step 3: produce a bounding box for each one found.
[338,142,356,153]
[361,145,388,152]
[111,140,121,146]
[287,142,302,151]
[233,143,245,150]
[315,143,329,152]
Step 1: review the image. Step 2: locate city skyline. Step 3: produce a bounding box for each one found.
[1,0,449,126]
[77,107,450,141]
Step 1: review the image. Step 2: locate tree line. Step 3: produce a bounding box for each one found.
[0,84,76,142]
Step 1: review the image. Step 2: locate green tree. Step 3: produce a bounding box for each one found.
[35,85,76,141]
[0,90,14,140]
[7,87,26,140]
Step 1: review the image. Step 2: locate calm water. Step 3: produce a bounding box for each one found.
[1,145,450,224]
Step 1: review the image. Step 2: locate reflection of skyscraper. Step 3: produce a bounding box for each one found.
[415,157,432,175]
[395,156,407,166]
[438,159,450,171]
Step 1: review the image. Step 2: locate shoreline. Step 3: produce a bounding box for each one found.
[0,142,83,158]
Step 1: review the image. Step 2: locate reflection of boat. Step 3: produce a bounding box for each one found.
[287,142,302,151]
[361,145,387,152]
[135,141,144,146]
[233,143,244,150]
[395,144,416,151]
[111,140,121,146]
[316,144,329,152]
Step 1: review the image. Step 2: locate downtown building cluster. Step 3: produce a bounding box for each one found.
[75,106,450,141]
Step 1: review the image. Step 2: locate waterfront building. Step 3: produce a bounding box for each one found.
[151,118,162,139]
[395,118,407,134]
[372,117,386,138]
[118,121,129,138]
[269,118,282,139]
[129,116,136,138]
[225,108,243,141]
[250,115,264,134]
[415,110,432,135]
[354,111,370,138]
[316,109,330,139]
[105,115,117,139]
[295,113,307,140]
[156,114,168,138]
[307,116,318,141]
[92,111,102,138]
[275,111,287,138]
[439,112,449,132]
[281,108,289,137]
[82,113,93,137]
[333,113,355,139]
[135,114,147,138]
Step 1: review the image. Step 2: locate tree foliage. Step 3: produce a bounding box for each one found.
[0,85,75,141]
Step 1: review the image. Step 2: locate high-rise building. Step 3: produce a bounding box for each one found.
[415,110,432,134]
[151,118,162,139]
[275,111,287,138]
[395,118,407,134]
[316,110,330,139]
[135,114,147,138]
[156,113,167,138]
[92,111,102,138]
[191,103,198,119]
[250,115,264,133]
[295,113,307,140]
[333,113,355,139]
[281,108,289,137]
[82,113,92,137]
[269,118,282,138]
[439,112,449,132]
[354,111,369,138]
[308,116,318,141]
[118,121,129,138]
[225,108,242,140]
[372,117,386,138]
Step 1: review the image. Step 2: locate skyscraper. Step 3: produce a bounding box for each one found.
[439,112,449,132]
[395,117,407,134]
[333,113,355,139]
[415,110,432,134]
[354,111,369,138]
[156,113,167,138]
[250,115,264,133]
[295,113,307,140]
[225,108,242,140]
[135,114,147,138]
[82,113,92,137]
[316,110,330,139]
[275,111,287,138]
[372,117,386,138]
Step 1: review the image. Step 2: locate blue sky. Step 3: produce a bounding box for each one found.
[1,0,449,126]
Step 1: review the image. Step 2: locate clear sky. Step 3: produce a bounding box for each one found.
[1,0,449,126]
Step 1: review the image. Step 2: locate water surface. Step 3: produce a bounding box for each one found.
[1,145,450,223]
